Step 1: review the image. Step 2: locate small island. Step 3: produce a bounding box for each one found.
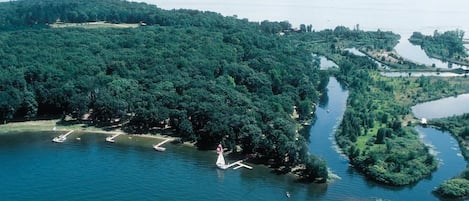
[409,30,469,67]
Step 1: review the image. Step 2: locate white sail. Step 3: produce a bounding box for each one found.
[216,152,226,167]
[216,144,228,169]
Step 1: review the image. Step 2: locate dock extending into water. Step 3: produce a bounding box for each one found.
[105,133,121,143]
[226,160,253,170]
[153,139,171,152]
[52,130,74,143]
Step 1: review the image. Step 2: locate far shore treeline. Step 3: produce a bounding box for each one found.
[0,0,330,181]
[1,0,468,193]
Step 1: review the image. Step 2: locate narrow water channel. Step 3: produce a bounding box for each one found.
[308,77,467,201]
[394,36,467,69]
[0,78,467,201]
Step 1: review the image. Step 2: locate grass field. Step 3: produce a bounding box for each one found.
[49,21,140,29]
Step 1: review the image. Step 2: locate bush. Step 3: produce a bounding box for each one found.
[435,178,469,198]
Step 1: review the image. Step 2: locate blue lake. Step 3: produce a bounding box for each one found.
[1,1,468,200]
[1,78,467,201]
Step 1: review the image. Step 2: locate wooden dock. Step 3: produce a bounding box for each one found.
[225,160,253,170]
[52,130,74,143]
[153,139,171,152]
[105,133,121,143]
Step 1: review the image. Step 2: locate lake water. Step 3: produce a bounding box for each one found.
[144,0,469,68]
[394,35,468,69]
[2,1,469,200]
[312,54,338,69]
[1,78,467,201]
[412,93,469,119]
[380,72,466,77]
[0,132,312,201]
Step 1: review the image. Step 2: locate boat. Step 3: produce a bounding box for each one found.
[216,144,229,169]
[215,144,253,170]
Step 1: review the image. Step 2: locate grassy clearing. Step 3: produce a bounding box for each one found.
[0,119,119,134]
[0,119,58,133]
[49,21,140,29]
[0,119,173,146]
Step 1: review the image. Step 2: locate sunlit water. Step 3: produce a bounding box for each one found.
[413,93,469,119]
[1,78,466,201]
[1,1,468,200]
[144,0,469,67]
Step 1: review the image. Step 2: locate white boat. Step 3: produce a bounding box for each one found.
[215,144,253,170]
[216,144,230,169]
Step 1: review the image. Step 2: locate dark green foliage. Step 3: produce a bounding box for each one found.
[435,178,469,198]
[462,127,469,139]
[431,114,469,158]
[375,128,389,144]
[0,0,327,182]
[300,155,328,183]
[430,114,469,195]
[409,30,467,59]
[327,33,438,185]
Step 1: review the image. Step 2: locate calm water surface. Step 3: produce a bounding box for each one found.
[380,72,466,77]
[145,0,469,67]
[1,1,468,200]
[1,78,466,201]
[0,132,315,201]
[308,78,466,201]
[412,93,469,119]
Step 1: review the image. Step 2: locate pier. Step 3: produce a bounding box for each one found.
[153,139,171,152]
[105,133,121,143]
[52,130,74,143]
[226,160,253,170]
[217,159,253,170]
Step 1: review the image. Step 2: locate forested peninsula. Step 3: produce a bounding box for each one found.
[297,29,438,185]
[0,0,332,181]
[409,30,469,67]
[1,0,468,190]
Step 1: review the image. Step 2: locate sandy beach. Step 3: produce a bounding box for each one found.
[0,119,177,143]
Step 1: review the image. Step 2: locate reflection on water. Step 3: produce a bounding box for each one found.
[308,78,467,201]
[412,93,469,119]
[394,36,467,69]
[313,53,338,69]
[345,48,387,68]
[380,72,466,77]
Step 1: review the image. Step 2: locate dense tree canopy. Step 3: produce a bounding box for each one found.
[294,26,439,185]
[409,30,467,60]
[0,0,329,181]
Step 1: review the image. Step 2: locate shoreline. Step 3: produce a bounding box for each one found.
[0,119,178,143]
[0,119,318,182]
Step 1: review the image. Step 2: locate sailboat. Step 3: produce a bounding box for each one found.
[215,143,253,170]
[216,144,229,169]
